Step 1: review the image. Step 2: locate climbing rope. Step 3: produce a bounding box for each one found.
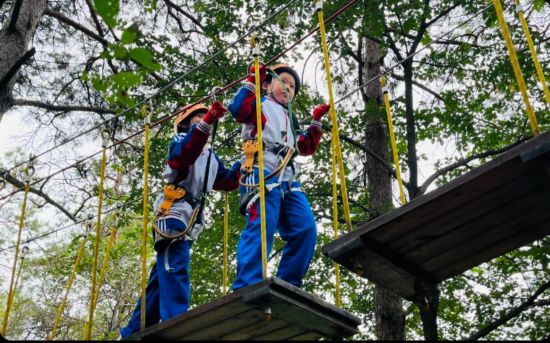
[2,162,33,336]
[49,228,90,340]
[93,217,118,310]
[140,102,152,331]
[514,0,550,107]
[314,0,355,307]
[251,36,269,280]
[381,75,407,205]
[492,0,539,136]
[84,128,109,340]
[223,192,229,295]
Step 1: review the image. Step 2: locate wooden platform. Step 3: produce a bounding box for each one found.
[322,130,550,302]
[127,277,361,340]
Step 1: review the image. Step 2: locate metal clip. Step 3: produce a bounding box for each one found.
[100,127,110,148]
[142,100,153,126]
[250,35,260,56]
[20,245,30,259]
[313,0,323,13]
[515,3,523,14]
[211,86,223,103]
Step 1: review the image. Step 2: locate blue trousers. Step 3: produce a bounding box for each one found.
[120,219,192,338]
[233,169,317,290]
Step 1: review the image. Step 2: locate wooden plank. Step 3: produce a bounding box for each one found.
[432,206,550,280]
[322,131,550,301]
[323,131,550,258]
[221,319,289,340]
[183,308,264,340]
[127,278,360,340]
[387,170,534,255]
[403,180,543,268]
[253,324,309,340]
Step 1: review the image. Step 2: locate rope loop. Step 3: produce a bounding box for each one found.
[100,127,110,148]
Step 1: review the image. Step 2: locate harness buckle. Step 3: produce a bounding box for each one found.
[242,139,259,174]
[158,184,186,216]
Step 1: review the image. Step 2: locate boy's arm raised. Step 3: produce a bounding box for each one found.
[167,102,226,174]
[297,103,330,156]
[228,63,267,126]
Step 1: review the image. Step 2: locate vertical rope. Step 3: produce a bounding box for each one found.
[49,233,89,340]
[514,0,550,107]
[251,36,269,280]
[492,0,539,136]
[84,128,108,340]
[93,225,117,310]
[223,192,229,294]
[2,165,32,336]
[315,0,356,306]
[141,103,152,330]
[381,76,407,205]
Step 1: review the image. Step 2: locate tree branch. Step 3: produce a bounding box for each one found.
[0,48,35,90]
[467,280,550,340]
[7,0,23,31]
[1,169,77,222]
[419,138,528,195]
[44,8,109,46]
[13,99,114,114]
[390,72,443,101]
[164,0,205,31]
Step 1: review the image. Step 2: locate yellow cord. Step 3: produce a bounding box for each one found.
[223,192,229,294]
[381,76,407,205]
[2,168,31,336]
[141,104,152,330]
[49,234,88,340]
[316,0,355,306]
[492,0,539,136]
[251,36,268,280]
[514,0,550,107]
[84,129,108,340]
[93,226,117,310]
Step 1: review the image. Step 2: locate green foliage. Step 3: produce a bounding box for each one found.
[93,0,120,28]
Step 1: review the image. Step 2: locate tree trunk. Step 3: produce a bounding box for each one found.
[402,59,420,198]
[0,0,47,122]
[362,36,405,340]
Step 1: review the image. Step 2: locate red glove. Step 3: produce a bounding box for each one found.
[312,103,330,121]
[203,101,227,124]
[247,62,267,83]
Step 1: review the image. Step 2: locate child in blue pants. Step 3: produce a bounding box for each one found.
[120,102,240,338]
[229,63,330,289]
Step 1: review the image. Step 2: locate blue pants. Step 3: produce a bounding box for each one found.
[233,169,317,290]
[120,219,192,338]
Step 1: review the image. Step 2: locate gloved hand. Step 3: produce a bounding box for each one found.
[247,61,267,83]
[203,101,227,124]
[312,103,330,121]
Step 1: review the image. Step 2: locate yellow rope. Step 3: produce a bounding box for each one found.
[49,234,88,340]
[316,0,356,306]
[93,226,117,310]
[492,0,539,136]
[2,168,31,336]
[251,36,268,279]
[84,129,108,340]
[223,192,229,294]
[381,76,407,205]
[514,0,550,107]
[141,104,152,330]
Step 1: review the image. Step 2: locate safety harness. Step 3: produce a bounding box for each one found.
[152,109,219,272]
[238,69,302,216]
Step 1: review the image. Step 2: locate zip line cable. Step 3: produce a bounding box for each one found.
[0,0,360,203]
[0,0,300,178]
